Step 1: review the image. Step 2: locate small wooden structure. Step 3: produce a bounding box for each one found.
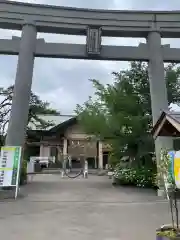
[152,111,180,138]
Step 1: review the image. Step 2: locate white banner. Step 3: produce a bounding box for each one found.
[174,151,180,189]
[0,146,21,187]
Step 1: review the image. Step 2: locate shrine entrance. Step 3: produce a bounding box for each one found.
[0,1,179,190]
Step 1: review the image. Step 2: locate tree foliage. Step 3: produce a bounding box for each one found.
[76,62,180,164]
[0,85,59,136]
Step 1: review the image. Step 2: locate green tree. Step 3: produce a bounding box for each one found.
[0,85,59,137]
[76,62,180,166]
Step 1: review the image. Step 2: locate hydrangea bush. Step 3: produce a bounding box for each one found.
[114,163,157,188]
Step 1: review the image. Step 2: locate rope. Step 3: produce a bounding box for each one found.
[63,156,84,179]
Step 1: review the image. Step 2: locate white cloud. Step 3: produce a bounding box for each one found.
[40,87,75,114]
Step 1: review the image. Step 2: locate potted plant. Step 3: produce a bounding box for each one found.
[156,149,180,239]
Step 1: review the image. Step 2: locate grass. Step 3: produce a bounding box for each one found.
[157,229,180,239]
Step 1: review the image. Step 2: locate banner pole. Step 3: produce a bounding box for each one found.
[14,147,22,199]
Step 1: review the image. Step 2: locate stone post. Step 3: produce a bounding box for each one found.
[5,20,37,146]
[98,141,103,169]
[63,138,68,156]
[40,144,44,157]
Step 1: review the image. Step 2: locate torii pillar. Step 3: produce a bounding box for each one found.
[147,30,173,196]
[5,21,37,147]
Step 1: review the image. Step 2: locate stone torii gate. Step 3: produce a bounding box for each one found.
[0,1,179,188]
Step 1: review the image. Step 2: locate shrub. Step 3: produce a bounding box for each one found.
[114,163,156,188]
[108,153,120,169]
[135,167,156,188]
[19,159,27,185]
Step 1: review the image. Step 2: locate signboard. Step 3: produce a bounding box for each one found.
[174,151,180,189]
[86,27,102,55]
[0,146,21,198]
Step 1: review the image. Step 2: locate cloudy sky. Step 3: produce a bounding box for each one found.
[1,0,180,114]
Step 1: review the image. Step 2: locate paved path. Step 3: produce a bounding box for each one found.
[0,174,170,240]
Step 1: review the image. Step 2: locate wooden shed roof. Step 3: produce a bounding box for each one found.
[152,111,180,139]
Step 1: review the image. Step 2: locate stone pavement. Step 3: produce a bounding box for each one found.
[0,174,171,240]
